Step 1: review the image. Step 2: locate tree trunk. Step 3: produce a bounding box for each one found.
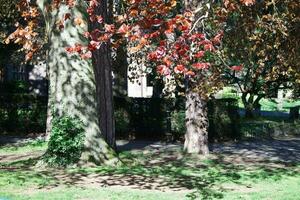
[289,107,299,120]
[183,0,210,155]
[90,0,116,149]
[37,0,118,165]
[184,91,209,155]
[242,93,262,118]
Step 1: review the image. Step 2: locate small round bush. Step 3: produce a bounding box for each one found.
[44,115,85,166]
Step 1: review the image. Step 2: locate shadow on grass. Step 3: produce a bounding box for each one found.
[1,146,299,200]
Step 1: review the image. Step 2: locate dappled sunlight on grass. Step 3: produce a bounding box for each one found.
[0,138,300,199]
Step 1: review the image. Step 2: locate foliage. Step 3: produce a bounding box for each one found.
[240,119,300,138]
[43,115,85,166]
[0,93,47,133]
[115,107,130,136]
[5,0,258,98]
[0,0,21,41]
[0,80,29,93]
[219,0,300,113]
[208,98,240,141]
[170,110,186,137]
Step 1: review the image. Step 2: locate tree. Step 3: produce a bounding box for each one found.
[121,0,226,155]
[89,0,116,149]
[8,0,257,159]
[7,0,118,165]
[219,0,300,118]
[0,0,22,78]
[79,0,250,155]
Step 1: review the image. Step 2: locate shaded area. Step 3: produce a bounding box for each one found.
[1,138,300,199]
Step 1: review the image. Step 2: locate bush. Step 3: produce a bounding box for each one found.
[170,110,186,139]
[0,80,29,94]
[208,98,240,142]
[0,94,47,133]
[240,120,300,139]
[115,108,130,136]
[43,115,85,166]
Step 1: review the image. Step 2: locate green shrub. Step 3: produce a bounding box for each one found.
[0,80,29,93]
[115,108,130,135]
[208,98,240,142]
[171,110,186,138]
[0,94,47,133]
[43,115,85,166]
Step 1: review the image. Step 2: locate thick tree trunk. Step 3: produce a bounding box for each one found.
[184,91,209,155]
[183,0,210,155]
[37,0,118,165]
[90,0,116,149]
[242,93,262,118]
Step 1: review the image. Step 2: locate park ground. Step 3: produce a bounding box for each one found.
[0,136,300,200]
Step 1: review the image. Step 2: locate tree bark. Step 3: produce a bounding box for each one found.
[183,0,210,155]
[89,0,116,149]
[242,93,263,118]
[37,0,118,165]
[184,91,209,155]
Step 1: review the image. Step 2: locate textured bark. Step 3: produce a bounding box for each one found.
[37,0,118,165]
[89,0,116,149]
[183,0,210,155]
[184,91,209,155]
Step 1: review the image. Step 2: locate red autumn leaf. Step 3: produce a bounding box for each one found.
[81,51,92,59]
[148,52,157,61]
[65,46,74,53]
[212,31,224,45]
[88,41,101,51]
[96,15,103,23]
[185,70,195,76]
[157,65,166,75]
[104,24,115,33]
[129,9,139,17]
[117,24,130,34]
[231,65,243,71]
[74,43,83,53]
[25,52,33,61]
[159,40,167,46]
[174,64,185,73]
[163,57,172,66]
[152,18,163,26]
[240,0,255,6]
[192,63,211,69]
[195,51,205,58]
[83,32,90,38]
[204,43,215,52]
[156,46,166,59]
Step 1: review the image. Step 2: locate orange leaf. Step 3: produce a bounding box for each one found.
[74,17,84,26]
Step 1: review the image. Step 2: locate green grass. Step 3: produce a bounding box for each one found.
[0,140,300,200]
[0,185,187,200]
[0,139,47,154]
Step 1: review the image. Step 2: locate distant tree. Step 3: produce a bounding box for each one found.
[219,0,300,117]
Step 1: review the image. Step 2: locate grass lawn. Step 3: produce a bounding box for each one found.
[0,140,300,200]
